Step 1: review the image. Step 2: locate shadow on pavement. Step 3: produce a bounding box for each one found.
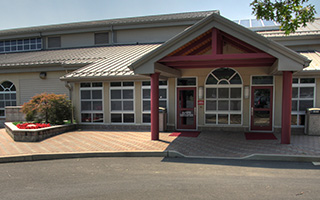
[161,157,320,170]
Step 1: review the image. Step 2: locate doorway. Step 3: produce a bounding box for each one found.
[250,86,273,131]
[177,87,197,130]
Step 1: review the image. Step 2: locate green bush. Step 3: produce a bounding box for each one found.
[21,93,72,125]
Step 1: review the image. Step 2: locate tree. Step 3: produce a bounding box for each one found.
[21,93,72,124]
[250,0,317,34]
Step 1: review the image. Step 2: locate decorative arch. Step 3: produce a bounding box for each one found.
[0,81,17,117]
[205,68,242,125]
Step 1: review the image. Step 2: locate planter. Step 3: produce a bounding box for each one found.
[5,122,77,142]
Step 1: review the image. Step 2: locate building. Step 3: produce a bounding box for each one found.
[0,11,319,144]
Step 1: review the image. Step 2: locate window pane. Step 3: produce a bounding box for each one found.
[299,87,314,98]
[92,90,102,99]
[123,82,134,87]
[0,94,3,100]
[80,83,91,88]
[206,74,218,85]
[230,88,241,98]
[143,89,150,99]
[230,114,241,124]
[218,88,229,98]
[0,101,4,107]
[206,88,216,98]
[81,90,91,99]
[218,100,229,111]
[81,113,91,122]
[292,100,298,111]
[206,100,216,111]
[111,114,122,123]
[292,88,298,98]
[159,81,167,86]
[92,82,102,87]
[291,115,297,125]
[299,100,313,111]
[218,114,228,124]
[81,101,91,111]
[123,101,133,111]
[143,114,151,123]
[110,82,121,87]
[230,74,242,84]
[142,81,150,86]
[300,78,315,83]
[143,101,150,111]
[230,100,241,111]
[292,78,298,84]
[213,68,235,80]
[11,93,16,99]
[0,110,4,116]
[177,78,196,86]
[111,101,122,111]
[124,114,134,123]
[205,114,216,124]
[111,90,121,99]
[93,101,103,110]
[159,89,167,99]
[5,94,10,100]
[299,115,305,125]
[159,100,167,109]
[11,101,16,106]
[92,113,103,123]
[123,89,133,99]
[252,76,273,84]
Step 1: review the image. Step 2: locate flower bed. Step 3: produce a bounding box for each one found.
[16,123,51,129]
[5,122,76,142]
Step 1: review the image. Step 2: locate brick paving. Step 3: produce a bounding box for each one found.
[0,128,320,158]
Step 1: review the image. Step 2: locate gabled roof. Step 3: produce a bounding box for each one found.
[129,12,311,75]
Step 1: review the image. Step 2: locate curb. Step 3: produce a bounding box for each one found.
[0,150,184,164]
[0,151,319,164]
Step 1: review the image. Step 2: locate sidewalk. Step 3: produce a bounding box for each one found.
[0,128,320,162]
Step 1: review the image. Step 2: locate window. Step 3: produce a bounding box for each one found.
[0,38,42,54]
[48,36,61,48]
[95,32,109,45]
[80,82,103,123]
[205,68,242,125]
[142,81,168,123]
[291,78,315,126]
[110,82,134,123]
[252,76,273,85]
[0,81,17,117]
[177,78,196,86]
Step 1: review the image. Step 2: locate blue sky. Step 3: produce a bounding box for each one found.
[0,0,319,30]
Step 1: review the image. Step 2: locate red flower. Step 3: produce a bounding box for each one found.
[16,123,51,129]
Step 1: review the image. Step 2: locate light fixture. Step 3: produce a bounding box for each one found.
[244,86,250,99]
[198,86,204,100]
[39,72,47,79]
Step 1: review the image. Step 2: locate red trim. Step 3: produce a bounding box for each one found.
[151,72,160,140]
[250,86,273,131]
[177,87,197,130]
[212,28,218,55]
[281,71,293,144]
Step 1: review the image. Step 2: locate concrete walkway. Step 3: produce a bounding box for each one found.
[0,128,320,161]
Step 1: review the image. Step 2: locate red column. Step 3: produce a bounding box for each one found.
[151,72,160,140]
[281,71,293,144]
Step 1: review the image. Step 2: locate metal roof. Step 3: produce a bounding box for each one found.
[0,11,218,37]
[258,18,320,37]
[300,51,320,71]
[60,44,161,80]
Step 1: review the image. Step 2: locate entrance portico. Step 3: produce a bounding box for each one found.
[129,12,310,144]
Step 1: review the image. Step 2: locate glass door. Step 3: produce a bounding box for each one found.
[251,86,273,131]
[177,87,196,129]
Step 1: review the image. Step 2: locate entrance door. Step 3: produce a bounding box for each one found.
[177,87,196,129]
[251,86,273,131]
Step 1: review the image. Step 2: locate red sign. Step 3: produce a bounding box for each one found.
[198,100,204,105]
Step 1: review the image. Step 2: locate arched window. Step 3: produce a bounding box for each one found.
[0,81,17,117]
[205,68,242,125]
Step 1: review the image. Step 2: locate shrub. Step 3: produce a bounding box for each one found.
[21,93,72,125]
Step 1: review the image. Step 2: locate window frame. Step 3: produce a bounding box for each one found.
[291,78,316,127]
[0,81,17,118]
[204,68,243,126]
[141,81,168,124]
[80,82,104,124]
[110,81,135,124]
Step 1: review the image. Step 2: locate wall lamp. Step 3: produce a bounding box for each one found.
[244,85,250,99]
[39,72,47,79]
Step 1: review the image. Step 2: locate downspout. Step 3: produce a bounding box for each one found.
[65,81,74,124]
[111,25,115,44]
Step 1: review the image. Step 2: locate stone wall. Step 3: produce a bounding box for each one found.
[5,106,26,122]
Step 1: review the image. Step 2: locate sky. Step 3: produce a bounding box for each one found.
[0,0,319,30]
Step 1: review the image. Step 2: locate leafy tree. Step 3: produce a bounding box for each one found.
[250,0,317,34]
[21,93,72,124]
